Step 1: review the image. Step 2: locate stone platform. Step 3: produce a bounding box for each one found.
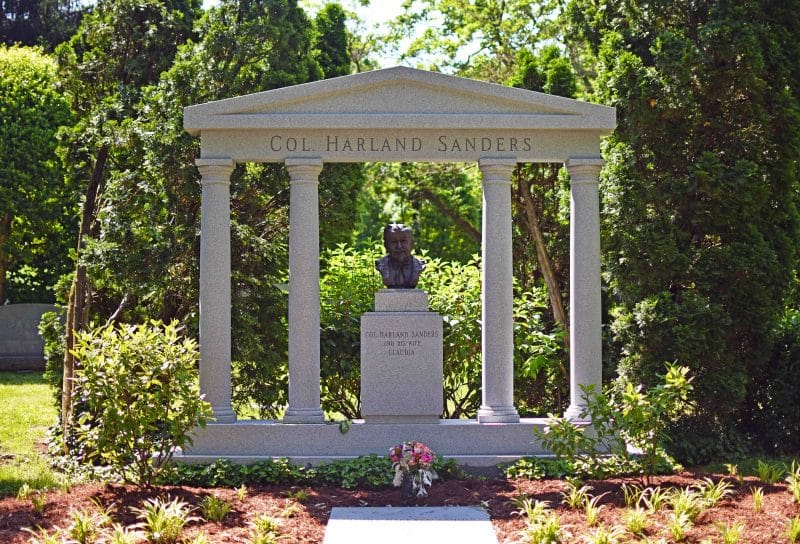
[323,507,498,544]
[179,418,550,471]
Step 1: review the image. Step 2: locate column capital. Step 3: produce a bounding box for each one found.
[565,157,604,185]
[478,158,517,185]
[196,158,235,185]
[286,157,323,184]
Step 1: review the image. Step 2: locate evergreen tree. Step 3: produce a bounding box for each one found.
[92,0,363,417]
[314,2,351,78]
[1,0,84,49]
[565,0,800,461]
[54,0,202,431]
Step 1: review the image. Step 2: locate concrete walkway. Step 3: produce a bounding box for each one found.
[322,506,499,544]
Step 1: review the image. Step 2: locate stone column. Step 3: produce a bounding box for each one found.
[477,158,520,423]
[283,158,325,423]
[564,157,604,420]
[197,158,236,423]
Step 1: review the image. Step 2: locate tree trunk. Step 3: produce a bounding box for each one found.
[516,169,570,349]
[0,212,11,304]
[61,145,109,435]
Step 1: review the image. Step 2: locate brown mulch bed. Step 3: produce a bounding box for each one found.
[1,472,798,543]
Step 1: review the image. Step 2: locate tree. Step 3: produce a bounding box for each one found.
[1,0,84,50]
[352,162,482,263]
[564,0,800,461]
[0,45,74,304]
[387,0,559,81]
[86,0,364,418]
[314,2,351,78]
[509,45,579,342]
[55,0,201,432]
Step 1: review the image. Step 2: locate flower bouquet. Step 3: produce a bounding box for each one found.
[389,440,437,498]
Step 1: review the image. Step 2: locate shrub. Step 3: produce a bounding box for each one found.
[318,245,381,419]
[39,308,66,411]
[72,321,212,486]
[534,364,691,482]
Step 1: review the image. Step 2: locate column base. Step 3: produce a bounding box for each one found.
[563,403,590,422]
[477,405,520,423]
[211,406,237,424]
[283,408,325,424]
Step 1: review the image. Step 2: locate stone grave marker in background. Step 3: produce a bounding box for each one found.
[0,304,59,371]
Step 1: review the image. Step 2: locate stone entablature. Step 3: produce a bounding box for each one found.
[184,66,614,164]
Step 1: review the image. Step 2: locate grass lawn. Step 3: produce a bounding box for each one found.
[0,371,60,496]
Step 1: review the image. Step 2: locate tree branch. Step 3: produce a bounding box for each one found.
[416,187,481,243]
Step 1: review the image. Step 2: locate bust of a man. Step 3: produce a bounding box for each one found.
[375,223,426,288]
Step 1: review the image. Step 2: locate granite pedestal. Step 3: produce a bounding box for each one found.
[361,290,442,424]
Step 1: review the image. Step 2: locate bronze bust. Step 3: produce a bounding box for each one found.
[375,223,426,288]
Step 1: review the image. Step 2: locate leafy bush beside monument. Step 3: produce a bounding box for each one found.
[71,321,211,486]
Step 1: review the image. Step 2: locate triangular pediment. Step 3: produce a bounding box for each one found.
[184,66,615,133]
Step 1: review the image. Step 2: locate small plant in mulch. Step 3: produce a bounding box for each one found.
[284,488,310,502]
[751,486,764,512]
[667,510,693,542]
[787,515,800,543]
[131,495,197,544]
[66,507,111,543]
[583,493,608,527]
[106,523,142,544]
[199,494,233,522]
[715,520,744,544]
[641,485,671,512]
[757,460,785,484]
[620,482,644,508]
[695,477,734,507]
[583,525,626,544]
[622,506,648,536]
[561,480,592,508]
[512,496,565,543]
[248,513,282,544]
[786,461,800,504]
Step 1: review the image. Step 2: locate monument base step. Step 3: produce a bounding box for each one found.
[179,418,552,474]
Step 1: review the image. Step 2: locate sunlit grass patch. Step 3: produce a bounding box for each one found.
[0,371,59,495]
